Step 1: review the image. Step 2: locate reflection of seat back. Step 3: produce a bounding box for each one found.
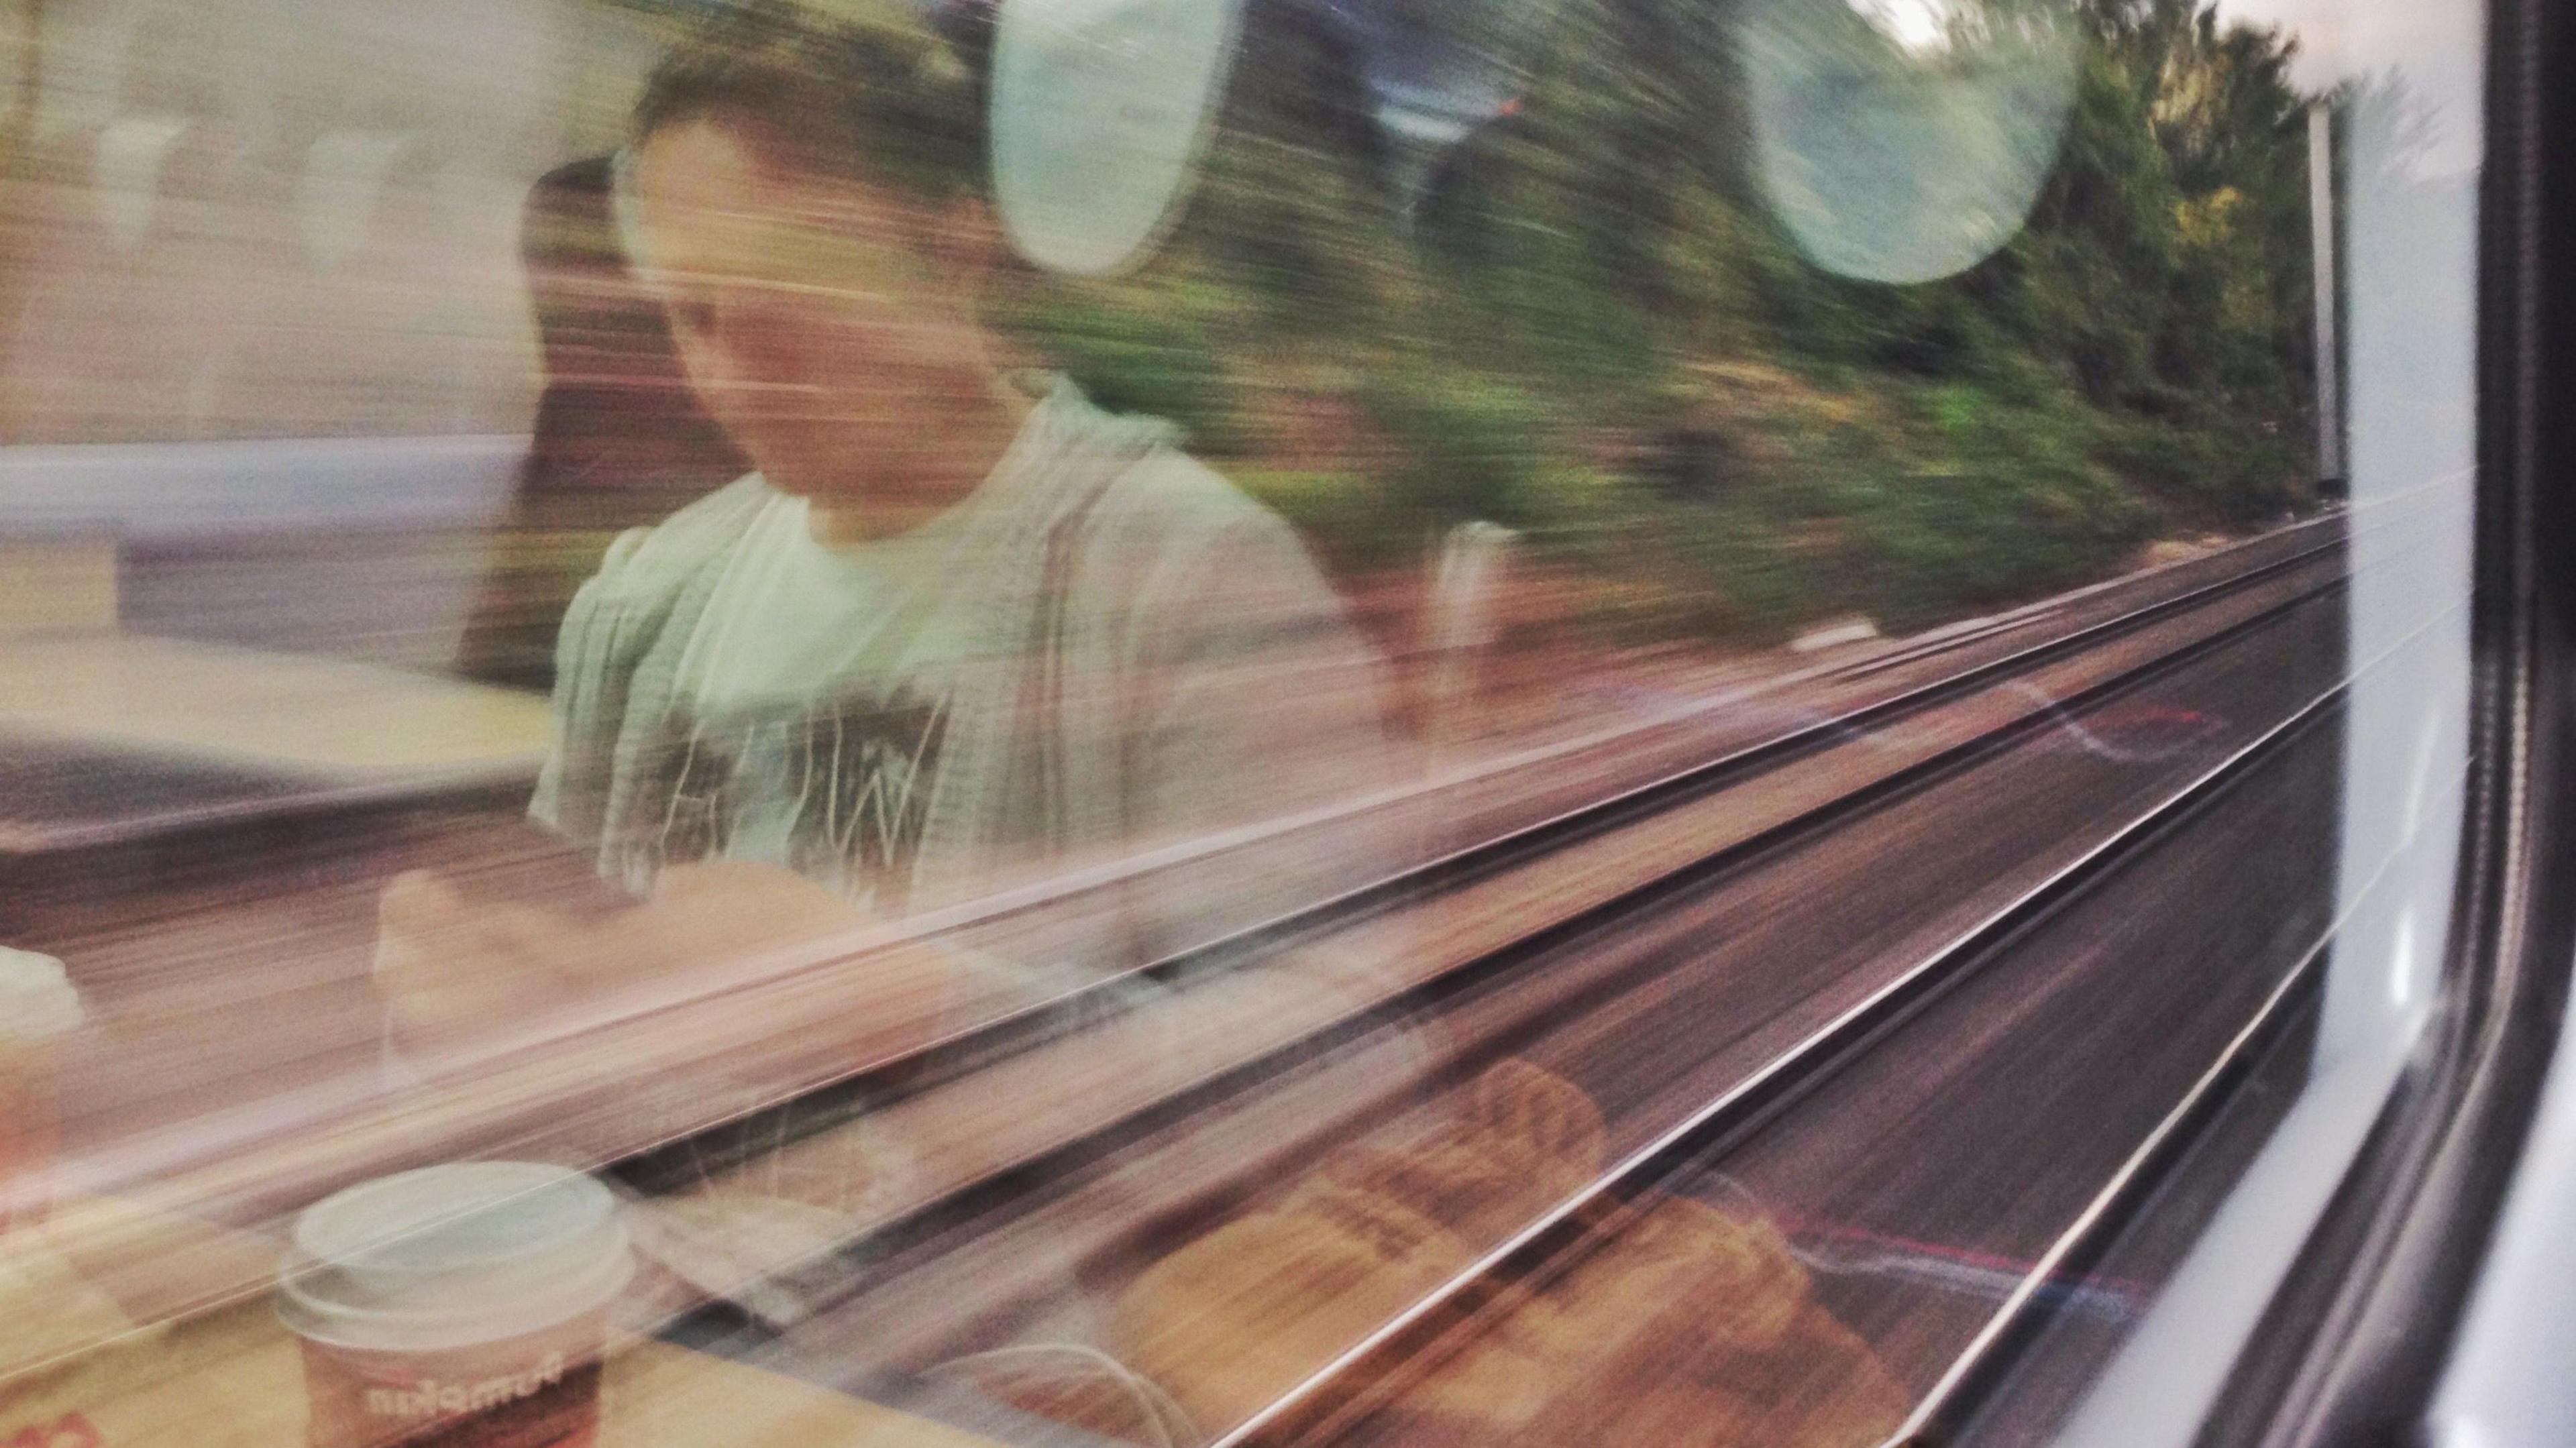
[453,155,747,689]
[294,129,423,272]
[92,117,192,252]
[197,126,476,437]
[2,117,244,442]
[1419,519,1516,755]
[513,155,744,511]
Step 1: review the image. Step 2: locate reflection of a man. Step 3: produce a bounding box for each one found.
[377,3,1396,1064]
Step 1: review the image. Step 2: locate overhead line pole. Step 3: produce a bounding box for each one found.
[2310,101,2344,489]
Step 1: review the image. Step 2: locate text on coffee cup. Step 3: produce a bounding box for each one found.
[364,1353,566,1418]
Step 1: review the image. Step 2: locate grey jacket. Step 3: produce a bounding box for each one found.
[531,381,1399,970]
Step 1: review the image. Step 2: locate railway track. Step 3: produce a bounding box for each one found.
[39,506,2356,1175]
[56,509,2377,1203]
[612,512,2367,1190]
[1216,616,2436,1448]
[597,510,2437,1443]
[39,500,2433,1442]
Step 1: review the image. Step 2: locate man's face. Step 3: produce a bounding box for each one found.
[628,115,985,506]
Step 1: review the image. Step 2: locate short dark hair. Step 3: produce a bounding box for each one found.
[631,0,987,202]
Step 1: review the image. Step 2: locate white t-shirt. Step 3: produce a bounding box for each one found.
[541,378,1402,920]
[651,488,991,912]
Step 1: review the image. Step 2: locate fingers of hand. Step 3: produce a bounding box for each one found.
[376,870,598,1047]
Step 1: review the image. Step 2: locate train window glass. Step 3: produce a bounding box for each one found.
[0,0,2482,1443]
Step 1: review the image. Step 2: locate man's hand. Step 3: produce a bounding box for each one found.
[372,859,938,1065]
[374,867,600,1060]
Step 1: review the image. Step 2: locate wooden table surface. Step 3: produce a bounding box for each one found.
[7,1295,998,1448]
[0,633,551,780]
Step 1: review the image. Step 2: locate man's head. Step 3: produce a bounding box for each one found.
[621,2,1009,509]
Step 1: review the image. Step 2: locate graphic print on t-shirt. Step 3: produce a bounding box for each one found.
[643,683,951,911]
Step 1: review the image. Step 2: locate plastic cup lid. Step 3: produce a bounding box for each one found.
[280,1163,631,1351]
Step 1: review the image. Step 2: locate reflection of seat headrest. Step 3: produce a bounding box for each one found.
[522,154,623,271]
[295,130,425,270]
[92,116,191,252]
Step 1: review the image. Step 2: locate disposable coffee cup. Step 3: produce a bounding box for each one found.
[0,948,85,1235]
[278,1162,633,1448]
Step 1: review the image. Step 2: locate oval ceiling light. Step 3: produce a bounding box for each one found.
[1739,0,2082,284]
[989,0,1242,276]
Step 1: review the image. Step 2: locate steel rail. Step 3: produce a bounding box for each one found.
[1871,610,2463,1447]
[649,563,2355,1376]
[615,533,2361,1190]
[1205,653,2357,1448]
[1882,915,2332,1447]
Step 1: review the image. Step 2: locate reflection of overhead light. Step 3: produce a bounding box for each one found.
[2389,907,2417,1007]
[990,0,1242,276]
[1376,105,1477,148]
[1850,0,1951,53]
[1742,0,2080,283]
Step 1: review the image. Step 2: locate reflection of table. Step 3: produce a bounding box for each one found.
[0,633,556,1159]
[20,1298,998,1448]
[0,632,549,853]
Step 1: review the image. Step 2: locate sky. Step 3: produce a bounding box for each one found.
[2217,0,2485,173]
